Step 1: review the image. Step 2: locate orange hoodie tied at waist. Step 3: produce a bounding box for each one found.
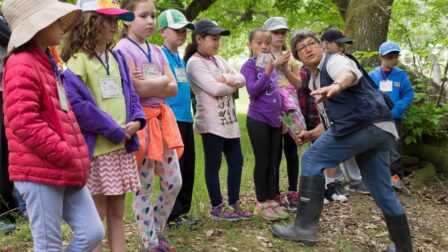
[135,104,184,167]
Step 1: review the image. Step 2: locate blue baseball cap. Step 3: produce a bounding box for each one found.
[379,41,400,56]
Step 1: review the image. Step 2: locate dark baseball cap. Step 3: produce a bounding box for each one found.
[321,28,352,44]
[192,19,230,37]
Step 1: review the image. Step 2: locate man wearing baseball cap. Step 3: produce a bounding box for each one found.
[369,41,414,190]
[158,9,202,230]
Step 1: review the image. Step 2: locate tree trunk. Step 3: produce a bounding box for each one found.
[401,155,420,167]
[412,161,437,186]
[405,143,448,173]
[332,0,350,20]
[342,0,394,67]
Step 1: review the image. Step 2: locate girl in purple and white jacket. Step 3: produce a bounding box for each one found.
[240,28,286,221]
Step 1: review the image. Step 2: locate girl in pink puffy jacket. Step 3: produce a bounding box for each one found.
[1,0,104,250]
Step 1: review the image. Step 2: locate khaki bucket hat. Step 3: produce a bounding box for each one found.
[2,0,82,53]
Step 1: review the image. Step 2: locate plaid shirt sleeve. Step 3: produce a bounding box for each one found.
[298,67,321,131]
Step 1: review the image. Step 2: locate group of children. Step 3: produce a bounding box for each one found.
[1,0,413,251]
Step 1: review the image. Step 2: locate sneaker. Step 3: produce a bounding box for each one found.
[142,245,168,252]
[254,202,280,221]
[334,181,349,197]
[158,235,176,251]
[166,215,202,231]
[348,181,370,195]
[270,201,289,219]
[209,203,240,221]
[325,182,348,203]
[323,198,330,205]
[391,175,402,189]
[140,240,167,252]
[285,191,298,212]
[230,200,253,220]
[0,221,15,235]
[274,194,285,207]
[21,210,29,219]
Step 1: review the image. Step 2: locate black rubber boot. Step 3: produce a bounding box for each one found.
[271,176,325,245]
[385,214,412,252]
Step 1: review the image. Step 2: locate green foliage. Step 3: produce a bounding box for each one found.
[280,112,299,132]
[403,82,448,144]
[386,0,448,144]
[388,0,448,75]
[56,0,344,59]
[351,51,380,72]
[44,0,448,147]
[185,0,344,58]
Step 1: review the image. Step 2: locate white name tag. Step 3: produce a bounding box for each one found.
[142,63,159,79]
[57,81,69,112]
[174,67,188,83]
[380,80,393,92]
[99,76,120,99]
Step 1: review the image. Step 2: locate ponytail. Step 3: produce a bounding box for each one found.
[121,23,130,39]
[184,35,199,63]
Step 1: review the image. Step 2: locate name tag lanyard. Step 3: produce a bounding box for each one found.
[96,49,110,75]
[47,53,61,80]
[127,37,152,63]
[197,51,219,68]
[162,45,182,67]
[47,52,70,112]
[380,67,391,81]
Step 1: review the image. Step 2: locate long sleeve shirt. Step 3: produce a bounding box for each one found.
[186,53,245,138]
[240,58,281,128]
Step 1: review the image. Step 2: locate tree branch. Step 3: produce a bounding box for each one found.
[185,0,218,21]
[224,2,265,22]
[436,60,448,106]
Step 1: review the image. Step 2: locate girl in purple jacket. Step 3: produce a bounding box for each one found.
[60,1,146,251]
[240,28,285,221]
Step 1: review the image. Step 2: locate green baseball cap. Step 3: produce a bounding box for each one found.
[158,9,195,30]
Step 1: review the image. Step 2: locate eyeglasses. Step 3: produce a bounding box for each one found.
[297,40,319,52]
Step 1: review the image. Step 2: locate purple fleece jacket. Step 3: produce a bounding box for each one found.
[61,50,146,160]
[240,58,282,128]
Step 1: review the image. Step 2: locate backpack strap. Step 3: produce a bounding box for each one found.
[345,53,394,109]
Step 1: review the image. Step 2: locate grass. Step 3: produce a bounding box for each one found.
[2,89,448,251]
[0,89,294,251]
